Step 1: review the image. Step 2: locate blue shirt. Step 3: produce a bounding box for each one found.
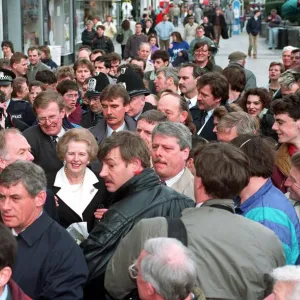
[155,21,174,40]
[235,179,300,265]
[0,285,8,300]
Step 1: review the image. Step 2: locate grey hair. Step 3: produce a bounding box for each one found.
[278,69,300,89]
[0,161,47,197]
[217,111,257,135]
[271,266,300,300]
[140,237,197,300]
[152,122,192,150]
[86,20,94,26]
[0,128,23,160]
[156,67,179,86]
[139,42,151,51]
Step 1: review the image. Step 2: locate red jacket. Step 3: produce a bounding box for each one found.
[67,103,82,125]
[156,12,163,24]
[7,280,31,300]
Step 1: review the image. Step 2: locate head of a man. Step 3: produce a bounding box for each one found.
[11,77,29,100]
[270,266,300,300]
[127,94,147,119]
[178,63,204,98]
[158,90,189,124]
[33,90,66,136]
[35,69,57,91]
[154,67,178,93]
[0,161,47,234]
[193,41,211,66]
[90,49,105,64]
[138,43,151,61]
[0,69,16,101]
[151,51,169,71]
[195,26,205,39]
[197,72,229,111]
[100,84,130,130]
[222,66,246,94]
[137,110,167,150]
[108,52,121,77]
[77,46,92,60]
[10,52,28,77]
[269,62,284,81]
[0,129,33,171]
[96,25,105,37]
[278,69,300,96]
[98,131,150,192]
[27,47,41,66]
[228,51,247,67]
[272,93,300,145]
[193,143,250,203]
[94,55,111,75]
[152,122,191,181]
[202,16,209,24]
[0,223,17,295]
[216,111,257,143]
[73,59,94,87]
[56,80,79,112]
[56,66,75,84]
[162,13,168,22]
[131,57,146,71]
[231,135,275,183]
[291,49,300,69]
[132,237,197,300]
[285,152,300,202]
[135,23,143,35]
[282,46,296,69]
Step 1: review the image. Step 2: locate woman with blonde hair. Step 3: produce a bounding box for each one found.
[49,128,108,235]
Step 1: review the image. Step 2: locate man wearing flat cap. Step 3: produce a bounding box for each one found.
[80,72,110,128]
[184,15,198,44]
[117,66,154,121]
[0,68,36,127]
[227,51,257,90]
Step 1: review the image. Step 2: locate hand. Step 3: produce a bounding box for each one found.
[169,43,173,49]
[94,208,108,220]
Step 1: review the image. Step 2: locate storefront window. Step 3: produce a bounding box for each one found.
[74,0,112,51]
[22,0,42,53]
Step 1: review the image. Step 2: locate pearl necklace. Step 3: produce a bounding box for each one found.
[64,168,85,192]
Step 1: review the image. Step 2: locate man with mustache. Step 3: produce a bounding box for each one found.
[152,122,194,200]
[90,83,136,144]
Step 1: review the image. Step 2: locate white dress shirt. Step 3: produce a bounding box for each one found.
[184,95,197,109]
[106,122,127,137]
[165,168,185,187]
[197,108,215,135]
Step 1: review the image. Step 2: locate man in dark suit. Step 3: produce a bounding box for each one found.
[0,68,36,126]
[23,90,75,183]
[90,79,137,145]
[194,72,229,141]
[211,7,227,47]
[117,66,154,121]
[0,161,88,299]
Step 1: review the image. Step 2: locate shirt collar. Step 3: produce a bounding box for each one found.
[165,168,185,187]
[57,127,66,139]
[106,121,126,136]
[0,284,8,300]
[184,95,197,108]
[17,212,53,246]
[5,99,10,108]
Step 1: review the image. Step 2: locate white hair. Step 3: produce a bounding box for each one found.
[139,42,151,51]
[282,46,297,54]
[271,266,300,300]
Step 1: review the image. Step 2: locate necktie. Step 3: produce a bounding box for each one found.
[51,136,58,144]
[199,111,207,128]
[186,99,191,107]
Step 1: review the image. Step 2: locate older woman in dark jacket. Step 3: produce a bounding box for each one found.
[81,20,96,47]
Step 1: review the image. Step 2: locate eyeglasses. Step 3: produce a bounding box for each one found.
[194,49,209,54]
[37,115,59,125]
[128,262,138,279]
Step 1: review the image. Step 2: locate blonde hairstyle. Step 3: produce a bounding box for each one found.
[57,128,99,161]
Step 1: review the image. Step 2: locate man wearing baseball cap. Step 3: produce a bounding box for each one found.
[228,51,257,90]
[0,68,36,126]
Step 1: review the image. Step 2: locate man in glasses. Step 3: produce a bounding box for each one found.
[23,90,76,183]
[193,41,222,73]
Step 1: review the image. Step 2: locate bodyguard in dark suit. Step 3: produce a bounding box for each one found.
[195,72,229,141]
[117,65,154,121]
[0,68,36,126]
[23,90,76,183]
[0,161,88,299]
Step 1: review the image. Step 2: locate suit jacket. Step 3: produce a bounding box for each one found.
[191,106,217,141]
[6,100,36,126]
[23,118,75,183]
[170,168,195,201]
[49,167,108,232]
[142,27,156,35]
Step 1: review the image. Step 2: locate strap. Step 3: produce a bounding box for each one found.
[166,217,188,246]
[210,204,234,214]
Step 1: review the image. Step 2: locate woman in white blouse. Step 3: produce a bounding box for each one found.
[50,128,108,235]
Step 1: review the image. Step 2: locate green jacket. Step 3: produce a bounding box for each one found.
[189,36,215,61]
[282,0,300,18]
[105,199,285,300]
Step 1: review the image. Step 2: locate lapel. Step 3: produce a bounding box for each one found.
[170,168,195,200]
[90,118,106,144]
[53,167,99,219]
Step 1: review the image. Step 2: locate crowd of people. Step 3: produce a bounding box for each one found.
[1,2,300,300]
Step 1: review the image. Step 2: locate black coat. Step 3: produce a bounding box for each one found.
[191,106,217,141]
[82,28,96,47]
[203,22,215,40]
[13,212,88,299]
[81,168,195,297]
[41,58,58,70]
[48,170,109,232]
[211,14,226,27]
[246,16,262,36]
[142,27,156,35]
[91,35,114,53]
[80,109,102,129]
[6,100,36,126]
[23,118,75,184]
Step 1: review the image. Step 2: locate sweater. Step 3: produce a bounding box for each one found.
[168,41,190,63]
[155,21,174,40]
